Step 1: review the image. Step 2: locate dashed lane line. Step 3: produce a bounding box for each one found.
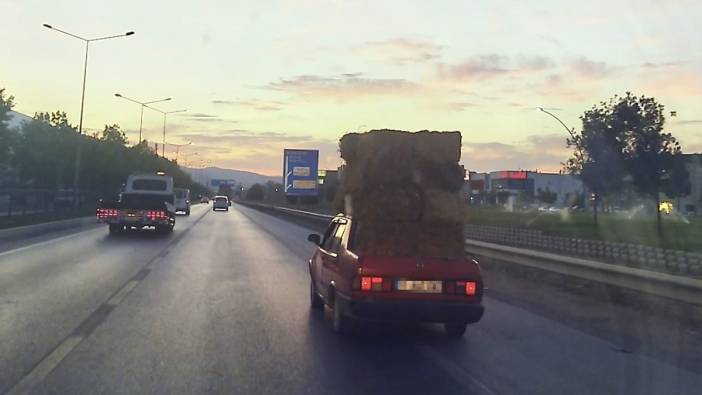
[4,207,210,395]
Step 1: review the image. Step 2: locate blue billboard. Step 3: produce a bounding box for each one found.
[283,149,319,196]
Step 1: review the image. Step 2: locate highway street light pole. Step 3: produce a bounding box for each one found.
[43,24,134,203]
[152,108,187,157]
[114,93,171,144]
[537,106,585,162]
[537,106,596,220]
[536,107,577,140]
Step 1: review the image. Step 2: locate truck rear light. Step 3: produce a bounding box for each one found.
[147,210,167,221]
[97,208,118,219]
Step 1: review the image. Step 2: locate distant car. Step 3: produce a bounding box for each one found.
[212,196,229,211]
[200,196,209,204]
[174,188,191,215]
[307,214,484,336]
[548,206,560,213]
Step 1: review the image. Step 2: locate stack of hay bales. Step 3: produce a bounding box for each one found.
[337,129,465,258]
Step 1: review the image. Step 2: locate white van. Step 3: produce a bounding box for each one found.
[174,188,191,215]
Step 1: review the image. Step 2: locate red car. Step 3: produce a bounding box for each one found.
[308,215,484,336]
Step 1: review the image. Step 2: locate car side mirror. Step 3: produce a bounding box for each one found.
[307,234,321,245]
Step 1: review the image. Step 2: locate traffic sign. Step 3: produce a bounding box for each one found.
[283,149,319,196]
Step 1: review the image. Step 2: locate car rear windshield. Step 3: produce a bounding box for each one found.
[175,190,187,198]
[132,179,168,191]
[215,197,227,202]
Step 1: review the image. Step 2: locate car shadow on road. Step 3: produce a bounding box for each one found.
[302,309,484,394]
[306,306,466,346]
[95,228,174,245]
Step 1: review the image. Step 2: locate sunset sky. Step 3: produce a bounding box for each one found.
[3,0,701,176]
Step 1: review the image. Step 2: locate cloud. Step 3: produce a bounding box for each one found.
[516,55,556,72]
[437,54,556,81]
[356,38,443,65]
[266,73,417,99]
[211,99,285,111]
[641,61,686,69]
[462,133,571,172]
[640,70,702,97]
[447,102,481,111]
[176,112,238,123]
[570,57,610,78]
[437,54,509,81]
[186,113,219,119]
[675,119,702,125]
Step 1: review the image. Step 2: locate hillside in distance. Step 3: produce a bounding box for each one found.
[182,166,280,189]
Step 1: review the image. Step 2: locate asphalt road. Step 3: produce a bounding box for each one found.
[1,204,700,394]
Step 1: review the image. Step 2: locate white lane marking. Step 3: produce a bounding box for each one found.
[0,227,100,258]
[5,205,211,393]
[105,280,139,307]
[416,345,498,395]
[6,335,84,395]
[145,255,163,270]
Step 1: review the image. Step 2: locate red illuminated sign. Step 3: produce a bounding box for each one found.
[498,171,527,180]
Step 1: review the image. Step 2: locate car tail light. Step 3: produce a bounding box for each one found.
[465,281,477,296]
[447,280,478,296]
[360,276,390,292]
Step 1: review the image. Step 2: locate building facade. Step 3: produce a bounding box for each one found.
[672,154,702,215]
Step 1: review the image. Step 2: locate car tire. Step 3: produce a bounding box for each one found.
[333,296,354,334]
[108,224,122,235]
[310,280,324,309]
[444,323,467,337]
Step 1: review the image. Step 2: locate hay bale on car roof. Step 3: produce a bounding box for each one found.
[350,184,423,222]
[353,221,465,258]
[421,189,465,223]
[341,129,462,164]
[414,130,462,163]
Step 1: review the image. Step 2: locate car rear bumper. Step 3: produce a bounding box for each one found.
[99,218,173,226]
[340,294,484,324]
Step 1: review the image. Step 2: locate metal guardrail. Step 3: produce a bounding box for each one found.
[465,239,702,307]
[0,189,98,218]
[464,223,702,278]
[236,201,702,306]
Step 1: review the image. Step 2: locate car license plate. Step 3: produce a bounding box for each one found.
[396,280,442,293]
